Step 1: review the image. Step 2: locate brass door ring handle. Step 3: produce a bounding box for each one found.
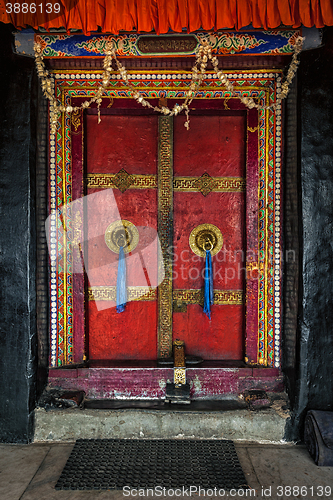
[105,220,139,254]
[189,223,223,257]
[204,237,214,251]
[116,233,126,248]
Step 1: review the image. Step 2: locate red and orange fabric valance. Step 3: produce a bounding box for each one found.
[1,0,333,34]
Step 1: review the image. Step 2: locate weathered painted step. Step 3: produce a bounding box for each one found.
[48,366,283,399]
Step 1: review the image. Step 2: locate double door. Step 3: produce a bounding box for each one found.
[85,101,245,361]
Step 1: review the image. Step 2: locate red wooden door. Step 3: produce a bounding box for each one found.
[85,109,159,360]
[172,111,245,360]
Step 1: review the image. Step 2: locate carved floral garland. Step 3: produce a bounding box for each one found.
[34,36,304,134]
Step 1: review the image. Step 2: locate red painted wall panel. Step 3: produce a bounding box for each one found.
[88,301,157,360]
[173,305,244,360]
[86,114,158,175]
[174,114,246,177]
[85,188,158,287]
[173,191,245,290]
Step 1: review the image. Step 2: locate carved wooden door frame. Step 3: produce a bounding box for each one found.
[48,68,283,369]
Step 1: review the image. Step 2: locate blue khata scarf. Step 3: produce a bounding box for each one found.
[116,246,127,313]
[203,249,214,320]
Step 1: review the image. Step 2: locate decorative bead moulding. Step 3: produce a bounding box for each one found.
[17,30,302,58]
[49,68,282,370]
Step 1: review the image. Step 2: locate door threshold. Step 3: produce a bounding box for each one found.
[52,359,249,369]
[83,398,248,411]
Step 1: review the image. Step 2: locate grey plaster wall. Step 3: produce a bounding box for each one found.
[0,23,38,442]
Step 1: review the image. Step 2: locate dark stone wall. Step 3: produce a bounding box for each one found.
[0,23,38,442]
[35,88,49,386]
[283,77,299,409]
[285,27,333,440]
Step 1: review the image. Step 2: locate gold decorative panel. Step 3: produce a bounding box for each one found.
[88,287,157,301]
[111,169,135,193]
[173,289,244,306]
[174,368,186,385]
[87,173,244,193]
[157,116,174,358]
[173,176,245,193]
[86,172,157,190]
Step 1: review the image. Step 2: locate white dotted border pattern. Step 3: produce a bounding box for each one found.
[54,72,277,81]
[49,134,57,366]
[274,77,282,368]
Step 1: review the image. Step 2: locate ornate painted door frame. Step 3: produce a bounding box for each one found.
[48,68,283,370]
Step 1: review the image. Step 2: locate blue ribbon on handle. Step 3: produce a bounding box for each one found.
[116,246,127,313]
[203,249,214,319]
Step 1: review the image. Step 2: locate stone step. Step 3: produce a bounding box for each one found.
[34,398,289,443]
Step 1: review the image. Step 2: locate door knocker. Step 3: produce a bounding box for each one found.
[203,236,214,252]
[104,219,139,313]
[189,223,223,320]
[104,219,139,254]
[189,223,223,258]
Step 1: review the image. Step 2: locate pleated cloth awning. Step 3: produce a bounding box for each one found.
[1,0,333,34]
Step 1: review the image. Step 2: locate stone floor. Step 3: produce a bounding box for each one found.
[1,442,333,500]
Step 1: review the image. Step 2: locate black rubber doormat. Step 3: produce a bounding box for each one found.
[55,439,248,491]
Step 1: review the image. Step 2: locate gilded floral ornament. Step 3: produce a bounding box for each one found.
[193,172,217,196]
[112,168,135,193]
[34,35,304,133]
